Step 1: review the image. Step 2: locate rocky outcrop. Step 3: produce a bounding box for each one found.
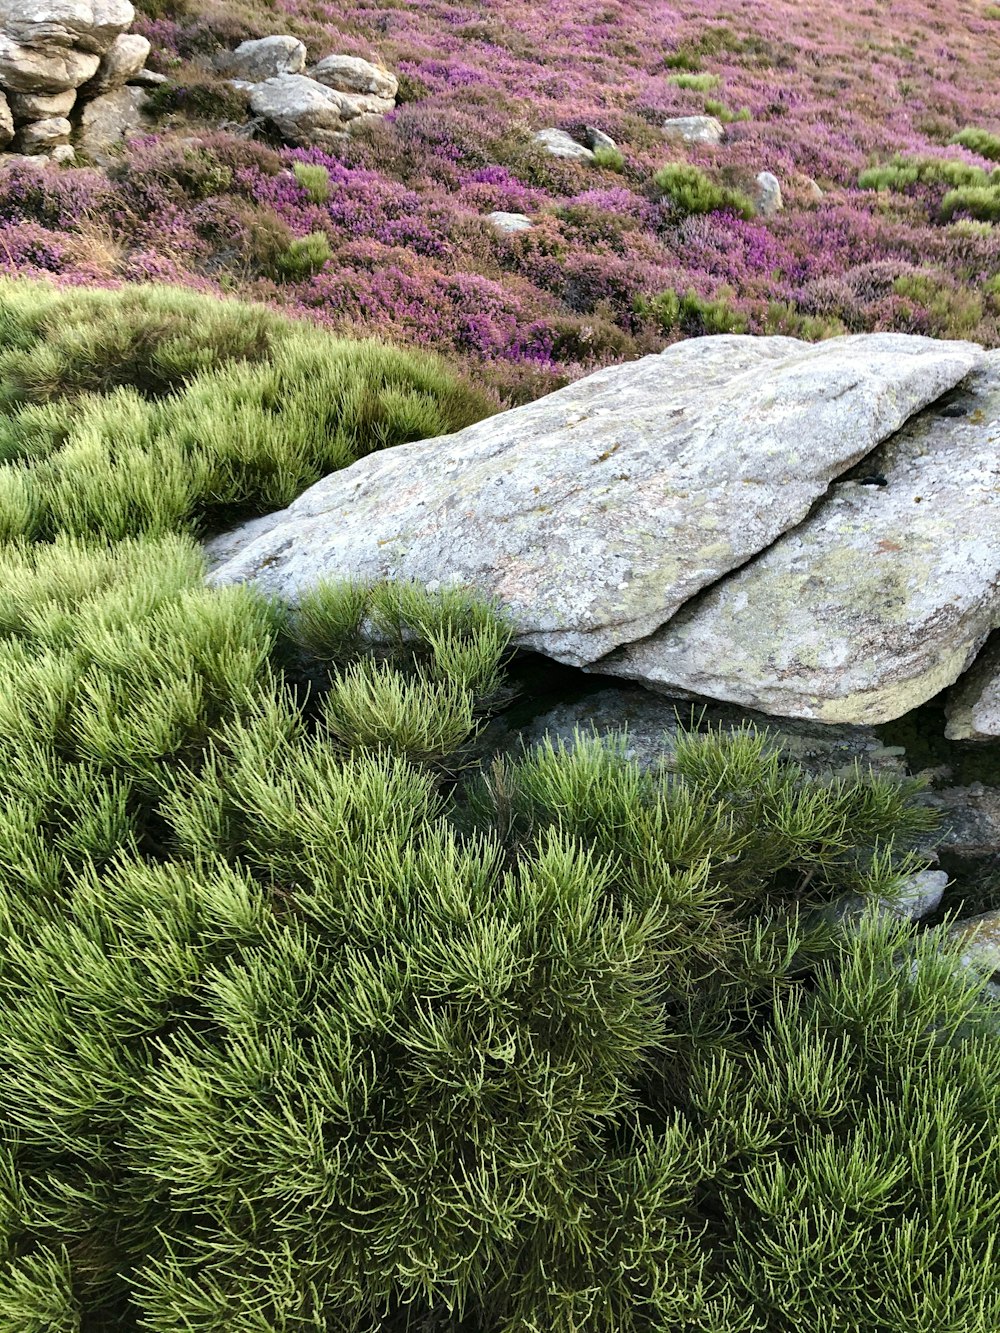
[0,2,153,159]
[607,352,1000,724]
[248,74,382,147]
[217,35,306,81]
[207,333,983,695]
[663,115,725,144]
[309,53,397,101]
[77,82,144,157]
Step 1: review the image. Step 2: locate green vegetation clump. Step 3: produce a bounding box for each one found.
[0,279,999,1331]
[703,98,752,123]
[858,153,995,192]
[638,286,750,334]
[592,143,626,171]
[653,163,755,218]
[292,161,334,204]
[0,280,491,542]
[668,71,722,91]
[940,183,1000,221]
[275,230,335,280]
[951,126,1000,161]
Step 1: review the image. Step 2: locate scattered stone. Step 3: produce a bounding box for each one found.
[16,114,71,152]
[583,125,617,152]
[802,175,824,201]
[126,65,165,87]
[76,84,146,158]
[662,115,725,144]
[533,127,594,161]
[946,637,1000,740]
[249,73,391,147]
[755,169,783,215]
[0,88,11,146]
[216,35,306,82]
[310,53,397,101]
[0,149,50,169]
[49,141,74,163]
[895,869,950,919]
[207,333,981,672]
[947,906,1000,980]
[606,352,998,724]
[89,31,149,92]
[927,785,1000,864]
[485,210,533,234]
[7,87,76,123]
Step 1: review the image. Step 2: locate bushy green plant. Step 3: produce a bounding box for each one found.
[0,280,491,540]
[592,144,626,171]
[858,153,993,192]
[951,126,1000,161]
[637,286,750,334]
[653,163,755,218]
[292,161,334,204]
[668,72,721,91]
[703,98,751,123]
[275,230,335,280]
[939,183,1000,221]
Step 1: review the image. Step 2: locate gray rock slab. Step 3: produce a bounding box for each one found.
[946,637,1000,740]
[534,127,594,161]
[88,30,148,91]
[0,90,11,146]
[0,1,134,54]
[216,35,306,81]
[486,210,533,233]
[606,351,998,723]
[755,169,783,215]
[207,333,982,669]
[7,86,76,123]
[248,74,376,147]
[926,784,1000,863]
[310,53,397,100]
[15,114,71,151]
[0,33,99,92]
[75,84,146,157]
[663,115,725,144]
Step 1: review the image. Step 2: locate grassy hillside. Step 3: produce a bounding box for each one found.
[2,0,999,399]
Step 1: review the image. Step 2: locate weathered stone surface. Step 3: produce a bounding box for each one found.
[533,127,594,161]
[926,784,1000,863]
[310,53,397,100]
[126,64,164,87]
[0,34,99,93]
[75,84,146,156]
[755,169,783,215]
[15,114,71,151]
[584,125,617,152]
[7,87,76,123]
[0,90,12,146]
[946,637,1000,740]
[486,210,532,233]
[663,115,725,144]
[248,74,386,147]
[0,0,134,54]
[217,35,306,82]
[88,30,148,91]
[49,140,74,162]
[606,352,998,723]
[207,333,981,669]
[947,906,1000,977]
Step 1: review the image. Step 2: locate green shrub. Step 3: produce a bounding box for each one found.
[703,98,752,123]
[668,71,721,91]
[638,286,750,334]
[858,154,992,193]
[892,273,984,336]
[940,184,1000,222]
[653,162,755,218]
[0,280,491,540]
[951,126,1000,161]
[592,143,626,171]
[292,161,333,204]
[275,230,334,281]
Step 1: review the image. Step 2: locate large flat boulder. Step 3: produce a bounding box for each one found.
[0,1,134,54]
[0,32,99,92]
[248,73,372,147]
[605,352,1000,723]
[216,35,306,82]
[207,333,982,669]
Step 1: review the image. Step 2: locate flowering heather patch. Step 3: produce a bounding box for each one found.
[4,0,1000,396]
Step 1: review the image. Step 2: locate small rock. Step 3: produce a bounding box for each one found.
[126,66,166,87]
[894,869,949,920]
[925,785,1000,864]
[662,115,725,144]
[947,907,1000,981]
[50,142,75,164]
[89,31,150,92]
[584,125,617,152]
[755,169,783,216]
[485,210,533,234]
[0,90,12,148]
[6,88,77,125]
[16,116,72,153]
[0,151,51,171]
[76,85,147,159]
[310,53,397,101]
[945,637,1000,740]
[803,175,824,201]
[533,127,594,161]
[216,35,307,82]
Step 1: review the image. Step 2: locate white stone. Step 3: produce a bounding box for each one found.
[584,125,617,152]
[755,169,783,215]
[663,115,725,144]
[7,87,76,124]
[16,114,71,152]
[607,352,1000,724]
[249,73,389,147]
[533,127,594,161]
[49,141,74,162]
[206,334,983,672]
[310,53,397,100]
[0,90,12,147]
[217,35,306,82]
[486,211,532,233]
[0,1,134,54]
[88,30,148,91]
[0,33,99,93]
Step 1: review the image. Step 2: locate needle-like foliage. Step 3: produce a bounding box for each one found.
[0,279,997,1332]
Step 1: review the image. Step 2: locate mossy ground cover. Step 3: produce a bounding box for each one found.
[0,281,999,1330]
